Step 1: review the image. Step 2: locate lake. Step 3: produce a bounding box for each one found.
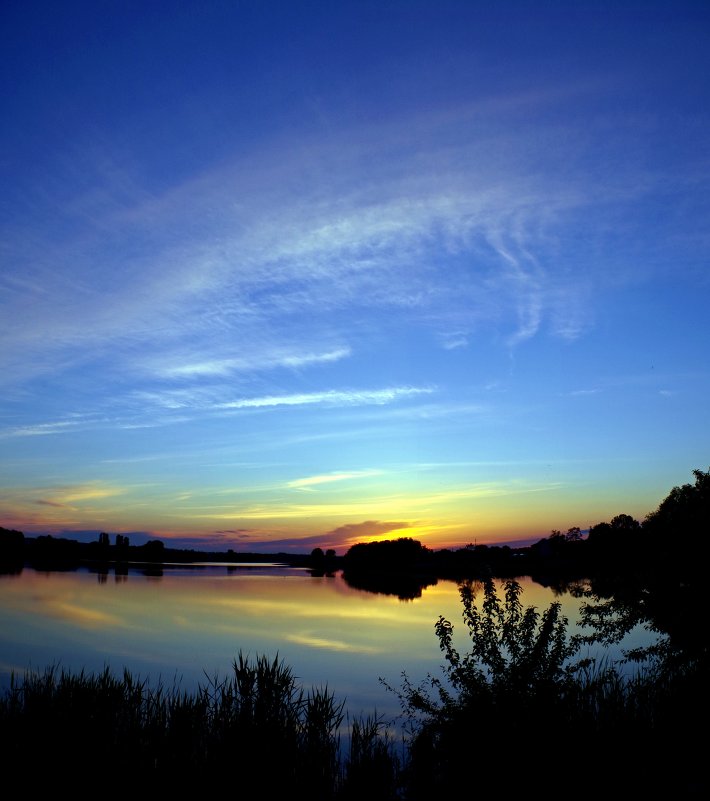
[0,563,657,724]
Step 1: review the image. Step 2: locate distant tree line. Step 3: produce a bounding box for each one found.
[2,467,708,581]
[340,468,710,583]
[0,529,168,570]
[0,529,323,571]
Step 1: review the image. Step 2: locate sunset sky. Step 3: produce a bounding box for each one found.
[2,1,709,553]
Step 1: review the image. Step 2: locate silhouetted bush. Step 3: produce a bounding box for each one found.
[385,578,708,798]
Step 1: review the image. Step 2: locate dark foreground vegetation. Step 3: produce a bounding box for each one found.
[0,654,396,796]
[1,468,708,795]
[1,578,706,797]
[390,578,707,798]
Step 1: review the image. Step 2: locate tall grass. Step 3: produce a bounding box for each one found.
[0,653,397,795]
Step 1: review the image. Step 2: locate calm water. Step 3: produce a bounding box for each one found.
[0,564,655,722]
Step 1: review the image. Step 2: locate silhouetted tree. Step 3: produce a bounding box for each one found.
[27,534,81,567]
[115,534,129,561]
[547,528,566,551]
[0,526,24,559]
[344,538,430,572]
[587,520,613,546]
[586,513,641,565]
[644,468,710,562]
[141,540,165,561]
[610,513,640,531]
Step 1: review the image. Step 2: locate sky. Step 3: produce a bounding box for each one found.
[1,1,709,553]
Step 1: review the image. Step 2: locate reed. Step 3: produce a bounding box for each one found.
[0,653,374,794]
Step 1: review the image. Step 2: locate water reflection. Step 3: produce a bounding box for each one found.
[0,565,663,721]
[341,570,438,600]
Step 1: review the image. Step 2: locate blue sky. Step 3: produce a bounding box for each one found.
[2,1,709,552]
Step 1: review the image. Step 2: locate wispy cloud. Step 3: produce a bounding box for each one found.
[323,520,412,543]
[279,348,351,368]
[206,519,432,553]
[100,453,177,464]
[126,386,434,416]
[156,347,351,379]
[176,481,563,522]
[3,85,673,392]
[1,483,128,516]
[214,529,255,536]
[53,485,126,504]
[288,470,382,490]
[0,412,118,439]
[216,387,434,411]
[439,332,469,350]
[0,421,81,439]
